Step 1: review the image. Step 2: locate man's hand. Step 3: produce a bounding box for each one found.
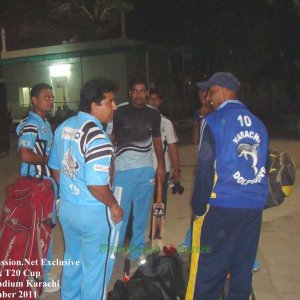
[152,136,166,182]
[88,185,123,223]
[200,103,213,117]
[44,155,49,164]
[156,163,166,183]
[168,142,180,183]
[109,203,124,224]
[172,169,180,183]
[19,147,48,165]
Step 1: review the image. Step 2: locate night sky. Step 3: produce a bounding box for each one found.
[127,0,300,78]
[1,0,300,81]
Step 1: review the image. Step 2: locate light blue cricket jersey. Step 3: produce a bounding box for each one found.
[49,112,113,206]
[16,111,52,178]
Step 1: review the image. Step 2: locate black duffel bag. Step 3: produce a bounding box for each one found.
[108,252,187,300]
[265,149,296,208]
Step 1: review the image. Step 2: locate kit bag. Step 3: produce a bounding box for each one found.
[108,252,187,300]
[265,149,296,208]
[0,177,55,299]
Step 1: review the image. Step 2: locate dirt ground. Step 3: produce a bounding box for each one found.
[0,134,299,300]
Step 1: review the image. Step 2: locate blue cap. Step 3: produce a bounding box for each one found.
[196,72,240,92]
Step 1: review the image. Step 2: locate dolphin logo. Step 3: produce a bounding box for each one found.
[238,143,259,175]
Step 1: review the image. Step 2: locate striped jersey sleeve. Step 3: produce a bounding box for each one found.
[17,117,51,178]
[17,121,40,150]
[79,122,107,156]
[82,122,113,186]
[85,143,113,164]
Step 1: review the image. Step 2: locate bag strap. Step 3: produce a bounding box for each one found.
[26,139,47,180]
[40,139,47,180]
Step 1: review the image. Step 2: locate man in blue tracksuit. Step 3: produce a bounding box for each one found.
[49,78,123,300]
[106,80,165,263]
[186,72,269,300]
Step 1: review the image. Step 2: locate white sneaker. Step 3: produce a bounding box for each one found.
[136,255,146,266]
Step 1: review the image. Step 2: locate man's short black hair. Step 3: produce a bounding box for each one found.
[129,79,148,90]
[149,88,163,99]
[79,78,117,113]
[30,83,52,98]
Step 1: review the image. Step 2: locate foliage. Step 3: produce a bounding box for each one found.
[1,0,300,90]
[0,0,132,49]
[53,0,132,22]
[50,0,133,41]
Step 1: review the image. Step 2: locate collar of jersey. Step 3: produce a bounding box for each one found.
[217,99,243,110]
[29,111,47,123]
[129,101,147,109]
[78,111,104,130]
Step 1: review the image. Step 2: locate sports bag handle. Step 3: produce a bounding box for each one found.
[26,139,47,180]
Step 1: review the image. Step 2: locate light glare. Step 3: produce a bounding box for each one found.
[49,64,70,77]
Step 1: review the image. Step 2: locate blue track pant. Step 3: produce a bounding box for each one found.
[186,206,262,300]
[113,167,155,260]
[59,200,119,300]
[44,178,58,282]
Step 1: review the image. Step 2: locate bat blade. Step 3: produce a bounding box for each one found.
[151,178,164,249]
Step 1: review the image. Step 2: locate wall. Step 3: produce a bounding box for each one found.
[3,53,128,119]
[81,53,127,103]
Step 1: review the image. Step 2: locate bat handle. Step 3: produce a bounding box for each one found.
[157,177,163,204]
[123,258,130,281]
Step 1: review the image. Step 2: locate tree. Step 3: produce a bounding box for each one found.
[51,0,133,41]
[0,0,133,50]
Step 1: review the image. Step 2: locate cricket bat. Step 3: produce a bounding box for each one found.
[151,178,164,248]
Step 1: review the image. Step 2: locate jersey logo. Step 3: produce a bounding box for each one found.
[62,127,78,141]
[63,148,79,180]
[75,132,81,139]
[20,140,30,147]
[238,143,259,175]
[93,164,109,172]
[42,126,47,134]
